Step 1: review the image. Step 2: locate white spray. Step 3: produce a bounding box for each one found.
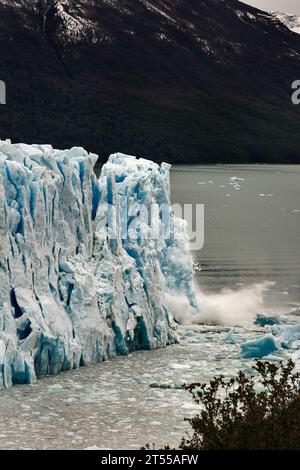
[166,281,275,327]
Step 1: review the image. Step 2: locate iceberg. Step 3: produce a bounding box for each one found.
[279,323,300,349]
[254,314,281,327]
[224,329,236,344]
[230,176,245,183]
[240,334,277,359]
[0,141,196,389]
[290,307,300,317]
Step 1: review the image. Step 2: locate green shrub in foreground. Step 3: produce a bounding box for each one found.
[180,360,300,450]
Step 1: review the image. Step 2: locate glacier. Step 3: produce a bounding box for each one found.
[0,140,196,389]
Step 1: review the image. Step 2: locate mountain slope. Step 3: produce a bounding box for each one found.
[0,0,300,163]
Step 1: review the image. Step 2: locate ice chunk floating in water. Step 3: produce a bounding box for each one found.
[241,334,277,359]
[0,141,196,389]
[254,314,281,327]
[279,323,300,349]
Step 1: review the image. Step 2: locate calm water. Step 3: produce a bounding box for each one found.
[0,164,299,450]
[171,165,300,312]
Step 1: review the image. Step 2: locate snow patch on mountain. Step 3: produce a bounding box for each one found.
[274,13,300,35]
[48,1,112,45]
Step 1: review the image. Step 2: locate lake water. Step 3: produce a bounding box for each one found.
[0,164,299,450]
[171,165,300,312]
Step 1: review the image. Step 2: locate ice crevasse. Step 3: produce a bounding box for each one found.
[0,140,196,389]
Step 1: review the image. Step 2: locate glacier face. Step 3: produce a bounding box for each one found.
[0,141,195,389]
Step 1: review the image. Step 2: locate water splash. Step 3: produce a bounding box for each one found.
[167,281,275,327]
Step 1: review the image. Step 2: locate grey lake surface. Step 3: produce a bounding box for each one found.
[0,164,299,450]
[171,165,300,311]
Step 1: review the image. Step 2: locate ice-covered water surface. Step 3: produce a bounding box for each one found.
[0,325,296,450]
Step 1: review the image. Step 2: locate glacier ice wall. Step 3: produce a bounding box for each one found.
[0,141,195,389]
